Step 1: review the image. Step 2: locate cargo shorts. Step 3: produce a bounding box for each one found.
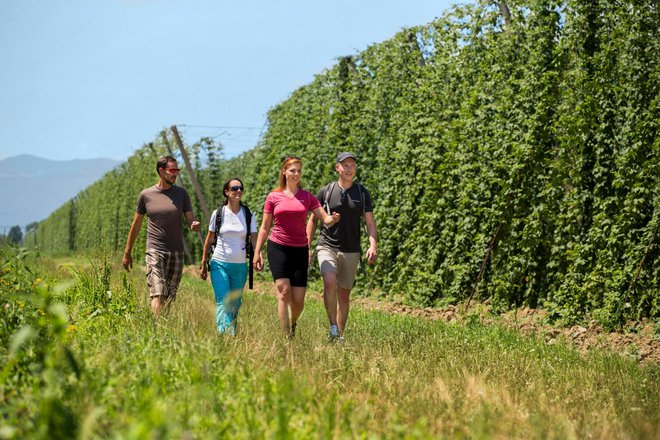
[316,245,360,290]
[145,249,185,299]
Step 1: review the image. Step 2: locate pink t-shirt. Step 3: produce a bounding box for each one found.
[264,189,321,247]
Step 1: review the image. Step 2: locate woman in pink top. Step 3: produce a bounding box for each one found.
[253,156,340,338]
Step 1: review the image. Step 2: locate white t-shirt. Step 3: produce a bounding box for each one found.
[208,206,257,264]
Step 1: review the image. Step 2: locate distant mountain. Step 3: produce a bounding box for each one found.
[0,154,119,233]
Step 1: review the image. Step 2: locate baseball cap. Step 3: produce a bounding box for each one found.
[336,152,357,163]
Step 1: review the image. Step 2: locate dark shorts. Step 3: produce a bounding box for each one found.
[267,239,309,287]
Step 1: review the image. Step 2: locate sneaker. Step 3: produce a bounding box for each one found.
[329,324,339,336]
[328,324,339,342]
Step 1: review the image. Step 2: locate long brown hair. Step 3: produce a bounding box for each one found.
[277,155,302,191]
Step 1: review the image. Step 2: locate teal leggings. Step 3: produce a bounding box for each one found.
[209,260,247,335]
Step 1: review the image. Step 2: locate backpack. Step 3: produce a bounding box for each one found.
[208,203,255,289]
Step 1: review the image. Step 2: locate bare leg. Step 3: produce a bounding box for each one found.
[337,287,351,335]
[150,296,165,315]
[290,286,307,324]
[275,279,292,335]
[322,271,338,326]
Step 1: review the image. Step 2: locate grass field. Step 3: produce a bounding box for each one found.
[1,250,659,439]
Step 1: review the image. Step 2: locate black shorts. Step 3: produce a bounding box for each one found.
[267,240,309,287]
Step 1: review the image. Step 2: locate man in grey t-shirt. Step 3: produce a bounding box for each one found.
[123,155,201,314]
[307,152,378,341]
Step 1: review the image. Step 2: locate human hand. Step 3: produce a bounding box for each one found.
[122,252,133,272]
[190,220,201,232]
[253,253,264,272]
[200,264,208,280]
[366,247,377,264]
[324,212,340,226]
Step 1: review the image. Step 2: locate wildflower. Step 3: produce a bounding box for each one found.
[67,324,78,332]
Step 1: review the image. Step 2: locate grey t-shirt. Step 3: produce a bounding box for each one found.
[316,182,373,253]
[136,184,193,252]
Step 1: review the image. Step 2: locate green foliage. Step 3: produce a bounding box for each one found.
[3,254,659,438]
[27,0,659,327]
[0,245,82,439]
[60,254,138,319]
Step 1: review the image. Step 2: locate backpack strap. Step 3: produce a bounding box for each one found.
[209,205,225,252]
[241,203,254,289]
[356,182,367,234]
[205,205,225,271]
[323,182,336,214]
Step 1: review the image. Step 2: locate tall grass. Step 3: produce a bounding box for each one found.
[2,250,659,439]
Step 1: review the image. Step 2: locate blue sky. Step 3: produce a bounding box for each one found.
[1,0,459,162]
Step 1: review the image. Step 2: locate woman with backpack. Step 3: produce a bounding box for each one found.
[200,177,257,335]
[252,155,340,339]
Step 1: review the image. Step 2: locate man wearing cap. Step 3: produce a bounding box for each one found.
[307,152,377,341]
[123,155,201,315]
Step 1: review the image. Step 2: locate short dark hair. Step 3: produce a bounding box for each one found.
[156,155,177,175]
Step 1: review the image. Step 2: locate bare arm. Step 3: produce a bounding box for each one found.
[123,213,144,272]
[311,206,340,227]
[184,211,201,231]
[364,212,378,264]
[306,215,318,248]
[199,230,215,280]
[306,215,319,264]
[252,212,273,271]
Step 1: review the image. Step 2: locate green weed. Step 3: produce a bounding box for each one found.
[2,250,659,438]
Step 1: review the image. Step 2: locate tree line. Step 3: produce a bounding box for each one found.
[26,0,659,328]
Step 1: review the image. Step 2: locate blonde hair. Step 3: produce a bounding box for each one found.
[277,156,302,191]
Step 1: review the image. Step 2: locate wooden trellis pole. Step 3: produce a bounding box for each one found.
[170,125,211,223]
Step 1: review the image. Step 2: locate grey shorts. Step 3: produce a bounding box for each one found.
[145,249,185,299]
[316,245,360,290]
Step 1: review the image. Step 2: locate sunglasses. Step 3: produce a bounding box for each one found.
[340,188,348,203]
[229,185,244,192]
[164,167,181,174]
